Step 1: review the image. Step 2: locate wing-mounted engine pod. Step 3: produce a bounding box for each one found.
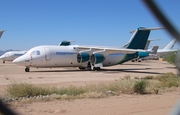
[77,52,90,63]
[138,52,149,58]
[90,53,105,64]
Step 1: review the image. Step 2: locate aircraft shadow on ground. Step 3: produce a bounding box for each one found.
[30,69,82,73]
[122,63,150,66]
[98,68,162,75]
[166,66,177,69]
[30,67,163,75]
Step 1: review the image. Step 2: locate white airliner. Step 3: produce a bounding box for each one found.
[0,51,27,63]
[13,27,163,72]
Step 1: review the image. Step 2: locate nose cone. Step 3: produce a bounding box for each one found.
[0,55,4,60]
[13,56,25,65]
[13,55,31,66]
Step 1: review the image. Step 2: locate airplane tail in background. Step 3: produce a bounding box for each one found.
[144,39,160,50]
[0,30,4,38]
[144,40,151,50]
[163,38,176,50]
[149,46,159,54]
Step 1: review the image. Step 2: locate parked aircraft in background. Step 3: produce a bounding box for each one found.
[143,38,178,60]
[133,38,178,61]
[156,38,178,58]
[0,51,27,63]
[0,30,4,38]
[13,27,163,72]
[132,45,159,62]
[144,39,160,50]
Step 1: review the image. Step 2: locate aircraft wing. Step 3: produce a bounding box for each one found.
[76,46,144,56]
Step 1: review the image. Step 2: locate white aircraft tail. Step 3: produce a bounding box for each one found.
[144,39,160,50]
[163,38,176,50]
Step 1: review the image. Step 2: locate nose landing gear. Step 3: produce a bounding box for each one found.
[25,67,30,72]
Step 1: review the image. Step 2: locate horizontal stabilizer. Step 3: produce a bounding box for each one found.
[130,27,165,33]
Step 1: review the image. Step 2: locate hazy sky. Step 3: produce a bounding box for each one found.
[0,0,180,51]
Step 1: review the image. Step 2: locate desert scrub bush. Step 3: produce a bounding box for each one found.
[111,79,135,94]
[142,75,154,80]
[133,80,147,94]
[6,82,58,97]
[155,72,180,88]
[164,52,177,65]
[57,85,86,96]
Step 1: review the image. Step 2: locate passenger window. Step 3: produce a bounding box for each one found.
[37,51,40,55]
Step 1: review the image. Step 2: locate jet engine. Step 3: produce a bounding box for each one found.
[77,52,90,63]
[138,52,149,58]
[90,53,105,64]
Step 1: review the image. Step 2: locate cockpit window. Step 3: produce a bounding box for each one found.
[31,50,40,55]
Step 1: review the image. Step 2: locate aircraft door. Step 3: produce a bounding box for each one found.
[44,48,52,60]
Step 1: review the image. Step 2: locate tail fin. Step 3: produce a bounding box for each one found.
[119,27,164,64]
[163,38,176,50]
[149,46,159,54]
[124,27,164,50]
[0,30,4,38]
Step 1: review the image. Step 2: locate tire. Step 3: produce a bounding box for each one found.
[25,68,30,72]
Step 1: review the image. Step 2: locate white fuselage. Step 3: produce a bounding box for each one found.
[13,45,125,68]
[157,49,178,58]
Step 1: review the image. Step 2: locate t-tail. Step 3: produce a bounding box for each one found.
[163,38,176,50]
[119,27,164,64]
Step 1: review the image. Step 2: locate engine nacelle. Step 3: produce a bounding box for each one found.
[77,52,90,63]
[138,52,149,58]
[90,54,105,64]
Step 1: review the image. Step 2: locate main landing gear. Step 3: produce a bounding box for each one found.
[3,61,5,63]
[25,67,30,72]
[92,67,101,71]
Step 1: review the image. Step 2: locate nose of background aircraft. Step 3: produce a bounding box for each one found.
[0,55,4,60]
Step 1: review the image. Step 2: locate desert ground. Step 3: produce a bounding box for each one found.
[0,60,180,115]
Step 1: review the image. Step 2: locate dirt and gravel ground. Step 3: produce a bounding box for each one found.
[0,60,180,115]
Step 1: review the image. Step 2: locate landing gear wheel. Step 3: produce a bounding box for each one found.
[79,67,85,70]
[92,67,101,71]
[3,61,5,63]
[25,67,30,72]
